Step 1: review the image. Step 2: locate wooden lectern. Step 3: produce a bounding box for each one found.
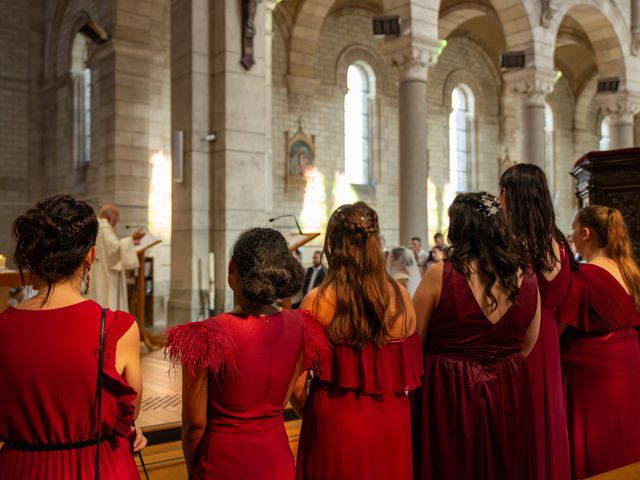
[282,232,321,309]
[130,239,164,350]
[570,147,640,260]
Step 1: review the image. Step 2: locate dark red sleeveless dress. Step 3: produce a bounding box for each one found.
[560,264,640,479]
[295,330,423,479]
[0,300,139,479]
[166,309,328,480]
[527,248,572,480]
[418,261,538,480]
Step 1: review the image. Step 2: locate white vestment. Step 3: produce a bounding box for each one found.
[87,218,139,311]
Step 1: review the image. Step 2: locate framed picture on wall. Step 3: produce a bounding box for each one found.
[285,120,316,189]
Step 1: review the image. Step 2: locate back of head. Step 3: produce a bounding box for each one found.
[499,163,575,272]
[322,201,405,348]
[447,192,522,310]
[13,194,99,299]
[232,227,304,305]
[575,205,640,311]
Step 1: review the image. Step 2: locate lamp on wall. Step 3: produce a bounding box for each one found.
[78,19,109,45]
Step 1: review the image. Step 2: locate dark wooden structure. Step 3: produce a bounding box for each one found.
[570,147,640,261]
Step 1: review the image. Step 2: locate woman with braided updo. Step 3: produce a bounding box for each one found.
[0,194,145,479]
[293,202,423,480]
[166,227,329,480]
[413,192,540,479]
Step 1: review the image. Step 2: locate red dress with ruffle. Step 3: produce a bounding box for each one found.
[166,309,328,480]
[527,248,572,480]
[418,261,538,480]
[0,300,138,479]
[295,327,423,479]
[560,264,640,479]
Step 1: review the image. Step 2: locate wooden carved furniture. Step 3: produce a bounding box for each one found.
[570,147,640,261]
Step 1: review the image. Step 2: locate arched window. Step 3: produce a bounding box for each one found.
[449,85,474,193]
[344,63,375,185]
[599,115,611,151]
[544,103,554,188]
[71,33,91,166]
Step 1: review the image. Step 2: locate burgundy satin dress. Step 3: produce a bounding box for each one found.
[527,248,572,480]
[296,330,423,480]
[0,301,139,479]
[166,309,328,480]
[418,261,538,480]
[560,264,640,479]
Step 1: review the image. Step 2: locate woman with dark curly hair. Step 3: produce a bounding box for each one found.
[499,163,575,480]
[166,227,329,480]
[413,192,540,479]
[0,194,145,479]
[293,202,422,480]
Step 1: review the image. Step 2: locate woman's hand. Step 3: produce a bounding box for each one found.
[131,425,148,452]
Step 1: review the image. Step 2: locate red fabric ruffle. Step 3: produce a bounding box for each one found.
[102,311,137,438]
[298,309,332,372]
[315,332,423,394]
[165,322,237,378]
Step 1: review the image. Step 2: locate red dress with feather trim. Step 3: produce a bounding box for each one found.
[295,322,423,479]
[417,261,538,480]
[559,264,640,479]
[166,309,329,480]
[0,300,139,479]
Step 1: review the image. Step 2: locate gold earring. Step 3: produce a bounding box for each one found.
[82,264,91,296]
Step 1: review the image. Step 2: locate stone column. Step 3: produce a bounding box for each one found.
[506,68,554,169]
[597,92,639,149]
[632,0,640,55]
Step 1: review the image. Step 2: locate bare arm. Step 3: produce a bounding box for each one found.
[289,369,309,417]
[116,322,143,417]
[181,365,208,477]
[412,262,444,345]
[522,290,542,357]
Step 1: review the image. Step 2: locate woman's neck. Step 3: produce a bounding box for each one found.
[231,292,281,316]
[19,276,85,310]
[584,246,607,263]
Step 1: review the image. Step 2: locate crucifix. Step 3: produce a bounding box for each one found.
[241,0,262,70]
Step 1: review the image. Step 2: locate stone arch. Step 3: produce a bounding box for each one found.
[335,44,390,96]
[442,69,485,113]
[438,2,499,41]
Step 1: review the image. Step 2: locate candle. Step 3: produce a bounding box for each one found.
[0,255,6,270]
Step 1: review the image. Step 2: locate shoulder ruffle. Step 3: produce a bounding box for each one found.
[298,310,332,372]
[165,321,236,378]
[557,270,589,330]
[315,332,424,394]
[102,310,137,437]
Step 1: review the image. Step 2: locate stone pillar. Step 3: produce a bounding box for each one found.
[597,92,639,149]
[506,68,554,169]
[632,0,640,55]
[168,0,212,324]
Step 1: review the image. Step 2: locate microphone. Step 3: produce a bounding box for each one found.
[125,225,146,229]
[268,214,303,234]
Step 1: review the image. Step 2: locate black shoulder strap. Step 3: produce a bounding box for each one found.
[95,308,107,480]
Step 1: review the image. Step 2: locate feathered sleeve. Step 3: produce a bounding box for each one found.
[165,321,236,378]
[298,309,332,372]
[557,269,589,331]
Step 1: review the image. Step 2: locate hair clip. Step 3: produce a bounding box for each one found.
[477,193,500,217]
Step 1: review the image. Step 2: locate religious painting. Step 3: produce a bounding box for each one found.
[285,121,316,179]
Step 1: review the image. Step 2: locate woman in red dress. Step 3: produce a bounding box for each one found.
[413,192,541,479]
[499,164,574,480]
[294,202,422,480]
[166,227,328,480]
[0,195,145,479]
[561,206,640,479]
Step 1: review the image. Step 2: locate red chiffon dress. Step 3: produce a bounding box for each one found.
[527,248,572,480]
[295,326,423,479]
[0,300,139,479]
[418,261,538,480]
[560,264,640,479]
[166,309,328,480]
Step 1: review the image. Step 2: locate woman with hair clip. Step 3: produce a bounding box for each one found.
[413,192,541,479]
[166,228,329,480]
[0,194,145,479]
[499,163,574,480]
[560,206,640,479]
[294,202,423,480]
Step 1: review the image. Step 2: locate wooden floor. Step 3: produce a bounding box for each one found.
[137,348,182,430]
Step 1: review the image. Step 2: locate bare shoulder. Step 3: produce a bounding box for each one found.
[300,287,335,326]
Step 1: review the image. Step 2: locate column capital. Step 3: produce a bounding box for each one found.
[596,91,640,124]
[504,68,555,106]
[382,36,439,82]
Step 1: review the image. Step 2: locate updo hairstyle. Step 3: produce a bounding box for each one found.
[231,227,304,305]
[12,194,99,295]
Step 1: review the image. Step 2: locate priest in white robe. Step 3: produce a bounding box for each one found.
[87,204,145,311]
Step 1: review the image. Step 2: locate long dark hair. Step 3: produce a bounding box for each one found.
[575,206,640,311]
[447,192,522,311]
[499,163,577,272]
[231,228,304,305]
[12,194,99,301]
[319,202,405,348]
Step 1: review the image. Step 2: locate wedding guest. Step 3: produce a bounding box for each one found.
[499,163,574,480]
[387,246,422,297]
[410,236,430,270]
[303,251,326,296]
[294,202,422,480]
[413,192,540,479]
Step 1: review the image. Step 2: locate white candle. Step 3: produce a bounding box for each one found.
[0,255,6,270]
